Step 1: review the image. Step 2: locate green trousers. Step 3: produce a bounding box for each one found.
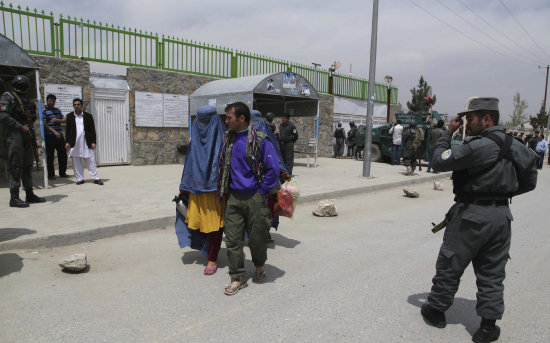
[225,190,272,281]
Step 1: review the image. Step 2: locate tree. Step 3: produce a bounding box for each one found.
[406,76,436,113]
[529,105,548,133]
[510,91,528,128]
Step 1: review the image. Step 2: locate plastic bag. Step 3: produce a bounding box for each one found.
[271,180,300,218]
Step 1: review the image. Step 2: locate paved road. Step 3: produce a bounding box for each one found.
[0,171,548,342]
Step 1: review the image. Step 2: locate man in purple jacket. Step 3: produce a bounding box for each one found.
[218,102,280,295]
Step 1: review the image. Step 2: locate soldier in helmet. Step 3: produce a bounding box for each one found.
[347,121,357,158]
[0,75,46,207]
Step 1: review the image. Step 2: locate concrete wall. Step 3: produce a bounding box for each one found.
[126,68,216,165]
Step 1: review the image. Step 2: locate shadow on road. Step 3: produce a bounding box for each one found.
[269,232,301,249]
[181,248,228,269]
[0,228,37,242]
[407,292,480,335]
[44,194,68,203]
[0,253,23,277]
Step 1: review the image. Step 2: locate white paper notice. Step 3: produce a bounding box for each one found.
[43,84,82,116]
[163,94,189,127]
[135,91,164,127]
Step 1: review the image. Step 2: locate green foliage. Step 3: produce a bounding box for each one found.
[529,105,548,132]
[406,76,436,113]
[510,91,528,128]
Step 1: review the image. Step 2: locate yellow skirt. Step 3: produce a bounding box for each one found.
[185,192,225,233]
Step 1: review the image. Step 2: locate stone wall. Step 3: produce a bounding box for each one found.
[272,93,334,158]
[126,68,217,165]
[32,55,91,111]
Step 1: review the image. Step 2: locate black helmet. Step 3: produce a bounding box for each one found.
[12,75,30,93]
[264,112,275,122]
[349,121,355,127]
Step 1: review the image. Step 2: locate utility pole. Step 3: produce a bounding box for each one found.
[540,65,550,136]
[362,0,379,178]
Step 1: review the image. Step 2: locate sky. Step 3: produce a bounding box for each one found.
[12,0,550,123]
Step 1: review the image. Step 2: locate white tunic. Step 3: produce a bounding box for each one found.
[69,114,94,158]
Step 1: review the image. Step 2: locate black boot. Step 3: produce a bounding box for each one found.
[421,303,446,328]
[25,190,46,204]
[472,319,500,343]
[10,192,29,208]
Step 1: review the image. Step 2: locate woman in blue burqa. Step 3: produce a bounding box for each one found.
[175,105,226,275]
[250,110,291,238]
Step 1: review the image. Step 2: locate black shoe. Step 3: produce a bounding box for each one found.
[93,179,104,185]
[48,175,56,180]
[10,197,29,208]
[472,325,500,343]
[59,174,69,178]
[421,304,446,328]
[25,192,46,203]
[76,180,85,185]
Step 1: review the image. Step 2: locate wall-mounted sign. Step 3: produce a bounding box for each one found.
[135,92,189,128]
[43,84,82,116]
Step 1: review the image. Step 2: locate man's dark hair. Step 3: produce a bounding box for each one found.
[472,110,500,125]
[337,123,342,127]
[73,98,83,106]
[46,94,56,101]
[396,119,401,124]
[225,101,250,123]
[541,134,545,139]
[535,130,540,134]
[283,113,291,119]
[437,119,444,128]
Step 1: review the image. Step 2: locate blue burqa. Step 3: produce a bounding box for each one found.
[174,105,226,253]
[250,110,288,174]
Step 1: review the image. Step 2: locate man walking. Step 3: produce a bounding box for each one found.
[65,98,103,185]
[427,119,445,172]
[346,121,357,158]
[43,94,68,180]
[535,134,547,169]
[218,102,280,295]
[333,123,345,158]
[421,97,537,343]
[278,113,298,175]
[402,121,417,175]
[388,120,403,165]
[0,75,45,207]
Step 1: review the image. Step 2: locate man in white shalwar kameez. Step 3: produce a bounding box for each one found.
[64,98,103,185]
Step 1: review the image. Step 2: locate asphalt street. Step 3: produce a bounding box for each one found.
[0,170,548,342]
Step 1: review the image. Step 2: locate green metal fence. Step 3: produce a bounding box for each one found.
[290,64,329,94]
[1,1,398,103]
[59,16,158,68]
[234,52,288,78]
[162,38,233,78]
[0,2,55,55]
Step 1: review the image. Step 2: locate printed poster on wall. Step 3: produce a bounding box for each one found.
[135,91,164,127]
[163,94,189,128]
[43,84,82,116]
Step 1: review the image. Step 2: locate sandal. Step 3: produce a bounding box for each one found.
[253,270,267,283]
[224,279,247,296]
[204,265,217,275]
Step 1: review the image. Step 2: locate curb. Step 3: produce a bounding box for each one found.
[0,172,450,251]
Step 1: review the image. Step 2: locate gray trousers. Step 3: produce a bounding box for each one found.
[428,203,512,320]
[6,130,34,194]
[225,191,271,281]
[279,141,294,175]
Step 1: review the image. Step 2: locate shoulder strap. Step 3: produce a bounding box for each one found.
[483,131,513,162]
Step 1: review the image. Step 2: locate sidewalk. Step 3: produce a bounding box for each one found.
[0,158,450,251]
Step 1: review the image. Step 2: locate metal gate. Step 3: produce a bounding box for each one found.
[91,88,130,165]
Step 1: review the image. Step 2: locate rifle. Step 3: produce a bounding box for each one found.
[431,218,447,233]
